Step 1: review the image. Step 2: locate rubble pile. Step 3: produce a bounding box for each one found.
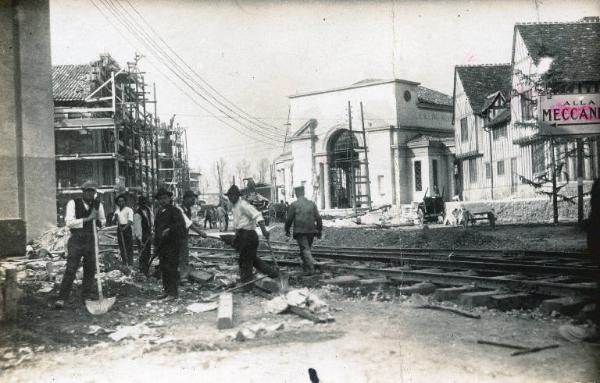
[30,226,71,256]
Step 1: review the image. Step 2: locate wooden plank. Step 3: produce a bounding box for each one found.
[54,117,115,129]
[217,292,233,329]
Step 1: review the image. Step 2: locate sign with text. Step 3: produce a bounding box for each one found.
[539,93,600,136]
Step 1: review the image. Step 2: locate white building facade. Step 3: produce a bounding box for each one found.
[275,79,454,210]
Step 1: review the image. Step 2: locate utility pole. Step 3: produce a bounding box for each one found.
[360,102,372,209]
[577,137,584,223]
[153,83,160,191]
[551,137,558,224]
[488,128,494,200]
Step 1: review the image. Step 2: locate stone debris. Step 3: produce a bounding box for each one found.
[31,226,71,255]
[263,288,330,316]
[186,301,219,313]
[232,322,285,342]
[86,325,114,335]
[108,323,155,342]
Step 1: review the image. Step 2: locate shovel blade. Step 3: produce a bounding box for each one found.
[85,297,116,315]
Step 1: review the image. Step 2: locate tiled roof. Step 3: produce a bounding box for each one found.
[516,20,600,82]
[455,64,512,115]
[52,65,92,102]
[417,86,453,107]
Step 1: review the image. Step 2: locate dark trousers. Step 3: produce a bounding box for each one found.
[235,229,279,283]
[58,233,96,301]
[296,233,316,272]
[137,232,152,274]
[117,225,133,266]
[178,237,190,281]
[159,244,179,297]
[224,215,229,231]
[204,216,213,229]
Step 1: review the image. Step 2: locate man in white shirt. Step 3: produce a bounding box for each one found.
[113,194,134,266]
[55,180,106,309]
[226,185,279,284]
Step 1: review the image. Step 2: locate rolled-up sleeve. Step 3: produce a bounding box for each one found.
[242,201,263,223]
[65,200,84,229]
[98,203,106,228]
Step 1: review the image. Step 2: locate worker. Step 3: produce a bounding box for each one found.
[134,195,153,275]
[285,186,323,274]
[178,190,207,282]
[153,187,186,300]
[226,185,279,285]
[54,181,106,309]
[113,194,134,267]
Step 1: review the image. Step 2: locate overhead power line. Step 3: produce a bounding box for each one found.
[97,0,285,143]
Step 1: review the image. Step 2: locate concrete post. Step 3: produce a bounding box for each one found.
[0,0,56,257]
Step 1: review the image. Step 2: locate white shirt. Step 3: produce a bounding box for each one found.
[114,206,134,226]
[65,199,106,229]
[232,199,263,230]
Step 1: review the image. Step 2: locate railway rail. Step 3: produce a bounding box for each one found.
[99,240,598,299]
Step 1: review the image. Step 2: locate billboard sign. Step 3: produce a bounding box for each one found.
[539,93,600,136]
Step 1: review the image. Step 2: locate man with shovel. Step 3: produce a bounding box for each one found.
[153,188,186,300]
[226,185,279,287]
[113,194,134,267]
[54,181,106,309]
[178,190,208,282]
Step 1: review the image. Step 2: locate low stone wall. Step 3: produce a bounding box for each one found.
[445,197,591,224]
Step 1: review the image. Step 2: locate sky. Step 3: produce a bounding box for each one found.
[50,0,599,191]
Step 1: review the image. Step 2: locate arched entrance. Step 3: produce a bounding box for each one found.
[328,129,359,208]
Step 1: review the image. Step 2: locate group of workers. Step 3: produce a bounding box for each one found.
[53,181,322,309]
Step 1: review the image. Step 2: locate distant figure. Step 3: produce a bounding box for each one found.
[216,204,227,231]
[114,194,134,266]
[203,206,214,229]
[285,186,323,274]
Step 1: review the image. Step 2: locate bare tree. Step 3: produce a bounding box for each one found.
[257,158,271,183]
[214,157,226,195]
[235,159,251,184]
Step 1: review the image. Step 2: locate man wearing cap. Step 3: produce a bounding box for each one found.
[153,187,186,300]
[285,186,323,274]
[178,190,207,282]
[134,196,153,275]
[226,185,279,285]
[113,194,134,267]
[54,181,106,309]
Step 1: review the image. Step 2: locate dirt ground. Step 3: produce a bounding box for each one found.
[202,222,589,253]
[1,223,597,382]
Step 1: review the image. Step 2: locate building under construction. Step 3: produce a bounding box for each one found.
[52,54,189,221]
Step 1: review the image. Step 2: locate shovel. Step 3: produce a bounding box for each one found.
[266,238,289,293]
[85,219,116,315]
